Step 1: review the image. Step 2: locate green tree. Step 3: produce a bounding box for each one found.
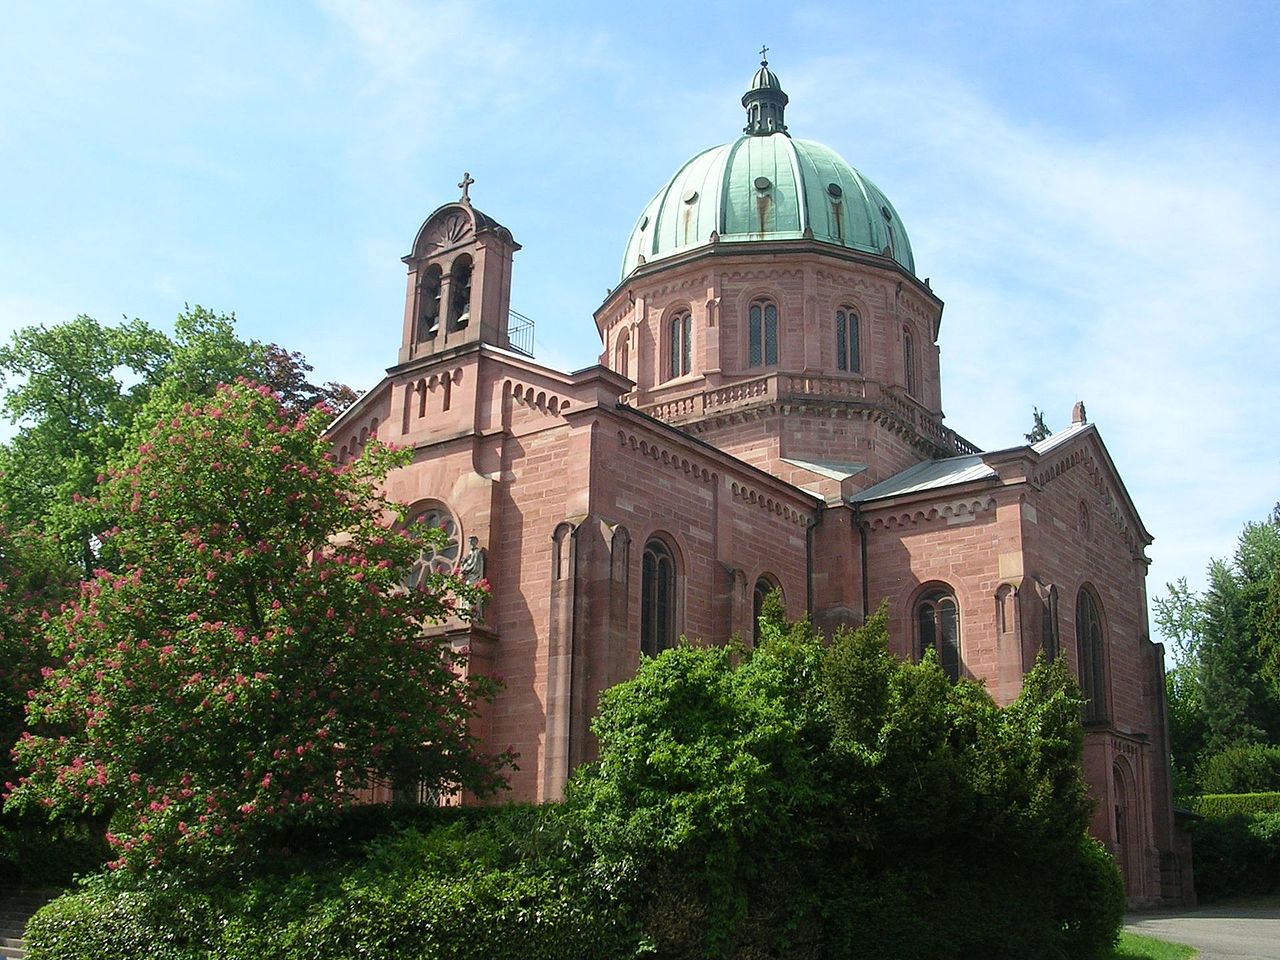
[0,307,357,574]
[1155,577,1210,790]
[1025,406,1051,443]
[1155,513,1280,789]
[4,381,509,874]
[569,603,1122,959]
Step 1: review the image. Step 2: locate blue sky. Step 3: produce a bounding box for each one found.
[2,1,1278,641]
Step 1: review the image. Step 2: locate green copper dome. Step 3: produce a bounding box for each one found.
[621,61,914,280]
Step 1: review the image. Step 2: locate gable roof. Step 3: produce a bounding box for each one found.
[850,420,1151,545]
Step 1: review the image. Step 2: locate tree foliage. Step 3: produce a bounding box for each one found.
[0,522,76,789]
[4,381,510,873]
[0,520,84,880]
[569,600,1122,960]
[1154,511,1280,791]
[0,308,357,574]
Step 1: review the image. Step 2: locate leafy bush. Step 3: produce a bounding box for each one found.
[25,804,643,960]
[1187,811,1280,901]
[569,603,1122,960]
[24,884,218,960]
[1191,791,1280,818]
[1196,743,1280,794]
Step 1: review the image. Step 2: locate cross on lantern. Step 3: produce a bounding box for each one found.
[458,171,475,202]
[759,44,768,64]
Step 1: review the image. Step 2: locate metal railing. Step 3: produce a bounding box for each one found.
[507,310,535,357]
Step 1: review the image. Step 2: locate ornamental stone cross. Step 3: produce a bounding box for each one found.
[458,171,475,202]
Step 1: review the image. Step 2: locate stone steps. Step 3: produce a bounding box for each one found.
[0,889,64,960]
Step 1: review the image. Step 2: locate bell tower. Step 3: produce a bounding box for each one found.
[399,174,522,364]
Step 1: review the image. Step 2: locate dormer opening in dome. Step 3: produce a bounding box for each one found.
[597,55,948,465]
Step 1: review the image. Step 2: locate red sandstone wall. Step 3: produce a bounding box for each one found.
[862,487,1026,703]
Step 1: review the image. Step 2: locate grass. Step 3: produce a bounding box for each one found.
[1113,931,1198,959]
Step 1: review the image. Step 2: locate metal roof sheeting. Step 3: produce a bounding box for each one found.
[851,454,996,503]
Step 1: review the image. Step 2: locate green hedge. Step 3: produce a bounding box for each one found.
[25,888,216,960]
[1192,791,1280,818]
[25,805,644,960]
[1196,743,1280,794]
[1187,812,1280,902]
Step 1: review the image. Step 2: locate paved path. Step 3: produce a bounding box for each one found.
[1125,898,1280,960]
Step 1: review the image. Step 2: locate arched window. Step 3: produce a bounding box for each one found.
[641,537,678,657]
[902,326,917,397]
[748,299,778,368]
[669,311,693,380]
[752,576,781,643]
[1076,588,1107,722]
[449,256,472,330]
[417,265,442,341]
[835,307,860,372]
[916,588,960,681]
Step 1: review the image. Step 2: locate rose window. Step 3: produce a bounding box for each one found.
[403,507,460,590]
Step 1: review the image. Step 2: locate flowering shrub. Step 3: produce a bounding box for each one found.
[4,380,512,873]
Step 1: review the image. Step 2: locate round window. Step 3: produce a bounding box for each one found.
[403,507,461,589]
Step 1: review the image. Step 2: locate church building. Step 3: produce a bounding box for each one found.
[327,60,1191,905]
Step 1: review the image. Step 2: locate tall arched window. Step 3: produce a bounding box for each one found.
[641,537,678,657]
[902,326,917,397]
[752,576,782,643]
[835,306,860,372]
[748,299,778,368]
[1076,588,1107,722]
[916,588,960,681]
[669,311,692,380]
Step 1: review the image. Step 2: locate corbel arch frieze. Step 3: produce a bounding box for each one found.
[615,429,717,486]
[503,378,570,417]
[866,495,997,531]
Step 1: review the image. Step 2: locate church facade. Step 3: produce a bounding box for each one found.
[328,62,1191,905]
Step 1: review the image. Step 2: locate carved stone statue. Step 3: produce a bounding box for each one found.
[458,535,485,585]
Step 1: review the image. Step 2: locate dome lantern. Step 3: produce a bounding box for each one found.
[742,46,789,136]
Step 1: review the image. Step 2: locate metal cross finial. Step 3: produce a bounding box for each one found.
[759,44,769,65]
[458,171,475,202]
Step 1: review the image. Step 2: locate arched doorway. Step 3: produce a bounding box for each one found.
[1112,759,1141,898]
